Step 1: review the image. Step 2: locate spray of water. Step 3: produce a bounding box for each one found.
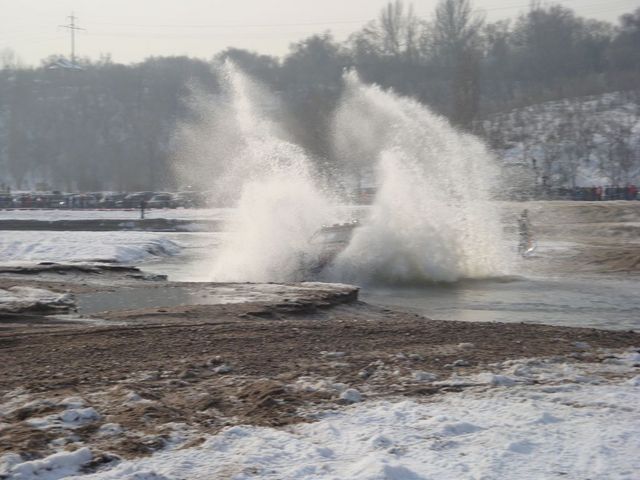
[330,72,510,283]
[176,66,511,284]
[175,62,334,282]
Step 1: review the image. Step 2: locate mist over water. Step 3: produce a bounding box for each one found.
[176,65,511,284]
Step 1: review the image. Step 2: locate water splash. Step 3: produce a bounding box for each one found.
[176,62,333,282]
[331,72,510,283]
[177,66,511,284]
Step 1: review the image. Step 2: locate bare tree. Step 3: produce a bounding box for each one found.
[350,1,422,60]
[430,0,484,128]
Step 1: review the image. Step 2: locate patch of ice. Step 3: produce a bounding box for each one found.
[320,351,346,359]
[339,389,362,403]
[0,231,181,264]
[0,208,227,222]
[28,407,100,430]
[59,407,100,425]
[213,364,232,374]
[446,359,470,368]
[474,372,517,386]
[97,423,124,437]
[59,397,85,409]
[412,371,437,382]
[124,392,143,403]
[7,447,92,480]
[0,286,74,312]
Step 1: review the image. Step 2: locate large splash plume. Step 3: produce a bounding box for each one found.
[175,62,333,282]
[175,66,511,284]
[330,72,510,283]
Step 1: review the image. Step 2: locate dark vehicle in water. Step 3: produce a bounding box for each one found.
[301,221,360,276]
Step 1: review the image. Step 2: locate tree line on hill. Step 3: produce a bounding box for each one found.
[0,0,638,192]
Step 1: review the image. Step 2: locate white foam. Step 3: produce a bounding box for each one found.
[178,66,510,284]
[331,72,511,283]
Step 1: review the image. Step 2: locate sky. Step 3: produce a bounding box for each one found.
[0,0,638,66]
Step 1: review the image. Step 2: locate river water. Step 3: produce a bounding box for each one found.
[139,233,640,332]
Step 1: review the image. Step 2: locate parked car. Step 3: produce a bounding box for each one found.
[98,193,127,208]
[0,194,12,208]
[147,193,176,209]
[117,192,156,208]
[174,191,207,208]
[68,194,98,209]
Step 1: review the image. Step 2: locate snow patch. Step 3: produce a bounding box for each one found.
[0,231,181,264]
[6,447,92,480]
[411,371,437,382]
[28,406,100,430]
[339,389,362,403]
[72,376,640,479]
[0,286,74,312]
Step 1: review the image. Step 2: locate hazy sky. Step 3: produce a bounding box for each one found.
[1,0,637,65]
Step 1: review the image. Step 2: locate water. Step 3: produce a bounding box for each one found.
[76,284,292,315]
[362,276,640,331]
[157,65,639,331]
[141,233,640,332]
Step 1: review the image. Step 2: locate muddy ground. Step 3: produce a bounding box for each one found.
[2,293,639,463]
[1,200,639,466]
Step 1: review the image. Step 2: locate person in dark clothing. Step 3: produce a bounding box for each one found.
[517,209,532,255]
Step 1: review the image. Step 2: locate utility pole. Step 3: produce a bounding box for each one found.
[59,13,84,66]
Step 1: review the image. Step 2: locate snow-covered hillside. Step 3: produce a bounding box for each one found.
[484,91,640,188]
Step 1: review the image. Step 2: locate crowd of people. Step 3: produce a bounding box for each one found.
[565,185,639,201]
[511,184,639,201]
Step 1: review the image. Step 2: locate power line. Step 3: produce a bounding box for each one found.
[80,0,630,32]
[59,13,85,65]
[86,19,369,29]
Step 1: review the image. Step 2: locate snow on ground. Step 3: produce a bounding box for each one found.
[0,208,231,221]
[1,448,93,480]
[0,231,182,264]
[3,349,636,480]
[0,205,368,222]
[0,286,74,312]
